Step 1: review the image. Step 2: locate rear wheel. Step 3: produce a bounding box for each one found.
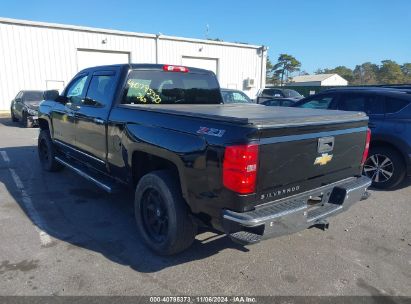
[38,130,63,171]
[363,146,406,189]
[134,170,197,255]
[11,108,18,122]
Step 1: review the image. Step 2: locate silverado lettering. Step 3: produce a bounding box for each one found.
[261,186,301,200]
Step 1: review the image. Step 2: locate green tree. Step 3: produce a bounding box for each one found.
[401,63,411,83]
[265,56,280,85]
[378,60,404,84]
[329,66,354,83]
[207,38,223,42]
[353,62,379,85]
[266,56,273,81]
[271,54,301,86]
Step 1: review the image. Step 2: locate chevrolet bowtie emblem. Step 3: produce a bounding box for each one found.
[314,153,333,166]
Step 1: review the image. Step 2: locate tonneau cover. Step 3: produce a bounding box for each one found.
[121,104,368,128]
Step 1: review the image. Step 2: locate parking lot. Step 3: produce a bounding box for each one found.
[0,116,410,296]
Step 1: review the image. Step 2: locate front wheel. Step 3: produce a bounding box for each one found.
[22,111,33,128]
[363,146,406,189]
[11,108,18,122]
[38,130,63,172]
[134,170,197,255]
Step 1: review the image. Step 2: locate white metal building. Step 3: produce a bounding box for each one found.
[288,74,348,86]
[0,17,267,111]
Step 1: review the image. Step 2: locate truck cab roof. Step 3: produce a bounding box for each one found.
[78,63,214,75]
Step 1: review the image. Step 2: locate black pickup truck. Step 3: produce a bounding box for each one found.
[38,64,372,255]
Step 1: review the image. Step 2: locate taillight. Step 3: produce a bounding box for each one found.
[361,128,371,165]
[223,144,259,194]
[163,65,189,73]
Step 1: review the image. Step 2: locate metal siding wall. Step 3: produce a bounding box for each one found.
[0,22,156,110]
[158,39,262,98]
[0,20,264,110]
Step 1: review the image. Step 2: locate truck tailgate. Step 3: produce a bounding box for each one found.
[257,119,369,200]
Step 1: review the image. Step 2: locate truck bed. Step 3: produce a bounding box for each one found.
[121,104,368,128]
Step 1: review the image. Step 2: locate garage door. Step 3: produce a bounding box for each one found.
[182,57,218,75]
[77,50,130,71]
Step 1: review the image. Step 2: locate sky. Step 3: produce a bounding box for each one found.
[1,0,410,73]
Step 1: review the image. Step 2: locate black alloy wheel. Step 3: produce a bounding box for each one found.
[38,136,51,165]
[11,108,18,122]
[37,130,63,172]
[134,170,197,255]
[141,188,169,243]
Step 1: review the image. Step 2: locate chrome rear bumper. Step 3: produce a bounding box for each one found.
[222,176,372,244]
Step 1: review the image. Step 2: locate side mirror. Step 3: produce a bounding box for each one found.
[15,98,22,103]
[43,90,60,101]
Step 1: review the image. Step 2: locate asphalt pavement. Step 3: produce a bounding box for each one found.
[0,116,410,296]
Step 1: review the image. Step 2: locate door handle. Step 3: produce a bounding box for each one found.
[93,118,105,125]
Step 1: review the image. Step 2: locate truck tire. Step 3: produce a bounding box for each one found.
[11,108,18,122]
[38,130,63,172]
[363,146,406,189]
[22,111,33,128]
[134,170,197,255]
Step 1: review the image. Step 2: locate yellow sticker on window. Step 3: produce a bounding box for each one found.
[127,80,162,104]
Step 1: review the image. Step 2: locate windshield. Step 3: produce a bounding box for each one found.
[122,70,222,105]
[283,89,302,98]
[295,95,335,109]
[23,91,44,102]
[221,90,251,103]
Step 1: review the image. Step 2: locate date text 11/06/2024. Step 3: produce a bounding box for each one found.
[149,296,257,303]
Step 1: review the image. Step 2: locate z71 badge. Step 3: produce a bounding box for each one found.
[197,126,226,137]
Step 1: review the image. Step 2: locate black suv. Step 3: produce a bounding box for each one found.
[294,87,411,189]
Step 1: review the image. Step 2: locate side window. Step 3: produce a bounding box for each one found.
[364,96,384,115]
[84,74,116,107]
[299,95,336,109]
[15,91,23,101]
[338,94,366,112]
[264,99,281,106]
[272,90,283,97]
[232,92,248,102]
[339,94,384,114]
[221,91,231,103]
[281,100,295,107]
[65,75,88,104]
[261,89,271,96]
[385,97,410,114]
[262,89,282,97]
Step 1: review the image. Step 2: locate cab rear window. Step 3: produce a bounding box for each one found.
[122,70,222,105]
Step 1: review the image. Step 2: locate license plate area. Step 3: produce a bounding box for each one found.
[305,188,334,210]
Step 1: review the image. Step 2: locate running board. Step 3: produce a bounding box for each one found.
[55,156,114,193]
